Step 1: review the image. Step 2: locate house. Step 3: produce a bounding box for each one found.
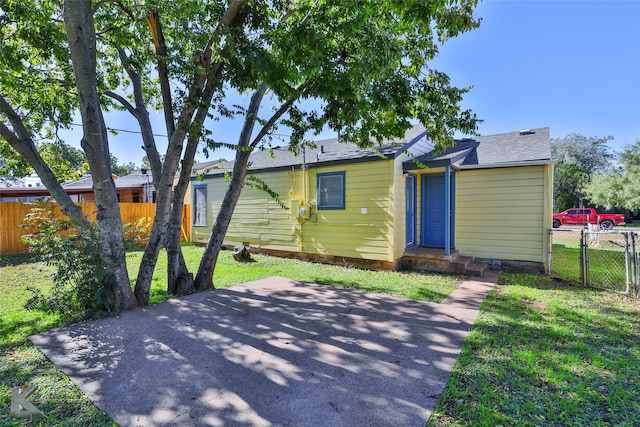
[180,159,225,208]
[190,125,553,275]
[0,172,155,203]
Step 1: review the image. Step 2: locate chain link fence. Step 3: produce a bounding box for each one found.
[549,228,639,297]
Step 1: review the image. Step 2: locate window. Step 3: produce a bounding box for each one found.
[317,171,345,210]
[193,184,207,226]
[133,192,140,203]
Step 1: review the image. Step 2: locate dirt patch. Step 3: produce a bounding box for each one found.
[520,299,549,310]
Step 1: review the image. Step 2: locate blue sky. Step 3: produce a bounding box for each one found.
[432,0,640,152]
[65,0,640,165]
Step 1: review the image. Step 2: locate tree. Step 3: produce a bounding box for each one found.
[1,0,137,312]
[110,154,136,177]
[551,134,613,212]
[584,140,640,210]
[40,142,88,182]
[2,0,481,312]
[81,0,482,303]
[0,139,31,185]
[189,0,482,290]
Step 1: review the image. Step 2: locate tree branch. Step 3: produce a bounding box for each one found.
[0,95,90,229]
[145,7,175,139]
[104,90,137,117]
[112,45,162,184]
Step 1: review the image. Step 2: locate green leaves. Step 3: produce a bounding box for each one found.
[0,0,75,133]
[583,140,640,210]
[551,134,614,211]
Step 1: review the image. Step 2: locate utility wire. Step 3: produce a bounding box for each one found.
[64,121,293,140]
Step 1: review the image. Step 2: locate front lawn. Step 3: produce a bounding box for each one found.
[429,273,640,426]
[3,249,638,426]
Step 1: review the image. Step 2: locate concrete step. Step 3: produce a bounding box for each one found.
[465,262,489,278]
[451,255,473,274]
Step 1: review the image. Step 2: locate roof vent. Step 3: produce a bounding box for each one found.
[519,129,535,136]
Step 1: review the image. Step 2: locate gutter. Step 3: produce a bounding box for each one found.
[458,159,554,170]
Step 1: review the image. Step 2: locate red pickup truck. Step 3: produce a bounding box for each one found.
[552,208,625,230]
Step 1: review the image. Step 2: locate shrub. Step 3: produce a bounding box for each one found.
[21,202,114,321]
[122,216,153,249]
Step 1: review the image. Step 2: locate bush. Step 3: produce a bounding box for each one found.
[122,216,153,249]
[21,202,115,321]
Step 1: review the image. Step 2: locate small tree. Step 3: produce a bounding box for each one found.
[551,134,613,211]
[584,140,640,210]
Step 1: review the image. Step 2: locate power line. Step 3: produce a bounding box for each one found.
[66,122,169,138]
[65,121,294,141]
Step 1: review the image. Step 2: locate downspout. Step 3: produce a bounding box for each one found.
[301,146,307,252]
[444,165,451,256]
[302,145,307,203]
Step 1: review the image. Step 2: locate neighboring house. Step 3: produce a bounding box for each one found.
[63,172,155,203]
[191,125,553,275]
[0,172,155,203]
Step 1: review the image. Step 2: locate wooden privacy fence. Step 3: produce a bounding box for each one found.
[0,202,192,255]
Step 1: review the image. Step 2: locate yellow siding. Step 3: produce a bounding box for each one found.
[455,165,550,263]
[301,162,394,261]
[192,169,303,251]
[192,161,396,261]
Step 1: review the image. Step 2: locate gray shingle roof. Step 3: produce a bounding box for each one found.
[465,127,551,167]
[200,125,551,177]
[192,159,225,173]
[205,125,428,175]
[404,127,552,170]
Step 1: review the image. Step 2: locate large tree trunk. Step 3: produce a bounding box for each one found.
[133,157,179,305]
[194,85,266,291]
[193,150,252,291]
[63,0,136,312]
[166,134,199,295]
[132,2,249,302]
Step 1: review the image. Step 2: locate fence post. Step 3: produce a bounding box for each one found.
[633,232,639,297]
[624,232,630,295]
[580,229,586,285]
[547,228,553,273]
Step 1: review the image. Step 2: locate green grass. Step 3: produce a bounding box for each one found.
[127,245,464,304]
[429,273,640,427]
[551,230,631,293]
[0,255,115,426]
[1,247,463,426]
[5,249,639,426]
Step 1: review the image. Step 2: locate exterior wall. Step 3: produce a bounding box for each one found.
[76,189,145,203]
[302,162,394,262]
[192,169,303,251]
[192,160,397,262]
[454,165,551,264]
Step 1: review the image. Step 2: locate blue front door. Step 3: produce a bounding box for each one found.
[405,174,417,248]
[421,174,454,248]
